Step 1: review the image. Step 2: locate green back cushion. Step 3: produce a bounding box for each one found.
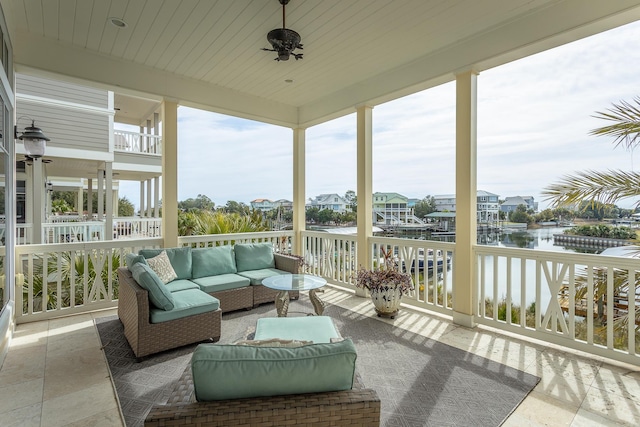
[125,253,147,269]
[130,263,175,311]
[234,243,275,272]
[139,247,192,280]
[192,339,357,401]
[192,246,237,278]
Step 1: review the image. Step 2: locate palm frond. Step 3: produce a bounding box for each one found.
[541,169,640,207]
[590,97,640,150]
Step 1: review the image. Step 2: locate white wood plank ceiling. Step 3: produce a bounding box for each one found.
[3,0,640,127]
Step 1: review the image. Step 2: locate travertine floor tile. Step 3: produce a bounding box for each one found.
[0,402,42,427]
[65,408,124,427]
[580,385,640,426]
[571,408,626,427]
[505,389,579,426]
[0,378,44,414]
[0,344,46,385]
[41,381,119,427]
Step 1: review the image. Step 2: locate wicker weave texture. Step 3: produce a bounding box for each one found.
[252,253,301,307]
[209,286,254,313]
[145,366,381,427]
[117,268,222,358]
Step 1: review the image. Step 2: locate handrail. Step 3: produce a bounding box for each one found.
[114,129,162,155]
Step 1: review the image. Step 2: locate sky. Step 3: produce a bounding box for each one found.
[119,20,640,212]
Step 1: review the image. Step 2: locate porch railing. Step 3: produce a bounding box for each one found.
[475,245,640,366]
[8,228,640,366]
[13,238,163,323]
[114,129,162,155]
[0,223,31,245]
[178,231,294,252]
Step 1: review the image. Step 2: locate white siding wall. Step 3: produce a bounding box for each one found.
[17,74,107,108]
[16,74,110,153]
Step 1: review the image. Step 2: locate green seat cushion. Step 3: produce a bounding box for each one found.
[191,339,357,401]
[125,253,147,269]
[234,243,275,272]
[237,268,288,285]
[165,279,200,293]
[192,246,237,278]
[130,263,174,311]
[139,247,192,280]
[149,289,220,323]
[191,274,250,293]
[255,316,341,344]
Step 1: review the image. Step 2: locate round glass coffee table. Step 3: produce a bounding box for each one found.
[261,274,327,317]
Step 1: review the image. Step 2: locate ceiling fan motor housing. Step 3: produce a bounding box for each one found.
[267,28,302,61]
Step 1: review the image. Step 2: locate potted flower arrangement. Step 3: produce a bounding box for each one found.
[354,246,414,319]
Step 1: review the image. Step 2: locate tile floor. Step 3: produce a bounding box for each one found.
[1,287,640,426]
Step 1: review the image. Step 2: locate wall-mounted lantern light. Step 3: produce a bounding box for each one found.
[15,118,50,159]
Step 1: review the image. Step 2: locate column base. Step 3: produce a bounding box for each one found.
[355,288,369,298]
[452,311,476,328]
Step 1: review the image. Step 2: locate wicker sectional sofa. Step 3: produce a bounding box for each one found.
[117,243,301,358]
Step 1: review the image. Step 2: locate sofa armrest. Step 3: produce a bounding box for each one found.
[117,267,151,356]
[274,253,300,274]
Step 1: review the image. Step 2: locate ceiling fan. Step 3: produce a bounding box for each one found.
[262,0,303,61]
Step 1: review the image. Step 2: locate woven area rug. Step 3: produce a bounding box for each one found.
[96,298,539,427]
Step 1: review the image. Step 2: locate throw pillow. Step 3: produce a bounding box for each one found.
[146,250,177,284]
[125,253,147,270]
[130,263,175,311]
[139,247,192,280]
[234,338,313,348]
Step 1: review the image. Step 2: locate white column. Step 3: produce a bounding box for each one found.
[87,178,93,218]
[77,186,83,215]
[32,159,44,244]
[154,176,160,218]
[356,105,373,297]
[146,119,152,153]
[105,163,113,240]
[146,179,153,217]
[161,100,179,247]
[139,181,145,217]
[113,190,119,216]
[97,169,104,221]
[453,70,478,328]
[25,165,32,226]
[292,128,305,255]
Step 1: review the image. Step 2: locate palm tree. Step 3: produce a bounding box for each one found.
[542,96,640,207]
[543,97,640,345]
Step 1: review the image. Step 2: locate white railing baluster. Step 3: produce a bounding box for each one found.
[474,245,640,366]
[114,130,161,155]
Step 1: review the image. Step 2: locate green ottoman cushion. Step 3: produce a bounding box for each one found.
[191,339,357,401]
[255,316,341,344]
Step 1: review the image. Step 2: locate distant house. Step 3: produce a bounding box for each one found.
[433,194,456,212]
[372,192,424,225]
[500,196,538,213]
[307,194,349,213]
[433,190,500,223]
[250,199,276,212]
[273,199,293,211]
